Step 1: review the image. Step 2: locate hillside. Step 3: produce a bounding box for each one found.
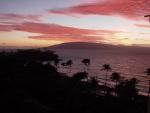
[46,42,124,49]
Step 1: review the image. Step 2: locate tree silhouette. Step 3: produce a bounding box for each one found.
[61,62,67,67]
[101,64,112,86]
[61,60,73,68]
[0,49,147,113]
[149,80,150,97]
[82,59,90,71]
[145,68,150,76]
[90,76,99,88]
[66,59,73,68]
[66,59,73,74]
[54,58,62,68]
[143,16,150,112]
[60,59,73,74]
[116,78,138,101]
[82,59,90,66]
[72,72,88,81]
[145,68,150,97]
[111,72,121,88]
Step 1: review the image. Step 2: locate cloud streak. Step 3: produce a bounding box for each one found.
[0,22,120,42]
[135,24,150,29]
[0,13,41,24]
[48,0,150,20]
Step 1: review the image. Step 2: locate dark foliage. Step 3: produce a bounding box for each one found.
[0,49,147,113]
[82,59,90,66]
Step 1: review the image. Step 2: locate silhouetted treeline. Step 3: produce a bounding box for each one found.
[0,49,148,113]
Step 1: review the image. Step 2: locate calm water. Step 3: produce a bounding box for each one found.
[53,49,150,95]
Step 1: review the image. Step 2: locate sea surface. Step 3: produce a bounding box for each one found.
[53,49,150,95]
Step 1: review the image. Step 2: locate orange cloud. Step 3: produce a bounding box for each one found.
[48,0,150,20]
[0,22,120,42]
[29,34,103,42]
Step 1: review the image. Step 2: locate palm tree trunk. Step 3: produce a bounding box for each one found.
[147,95,150,113]
[105,70,108,86]
[147,80,150,113]
[115,81,117,96]
[68,66,72,76]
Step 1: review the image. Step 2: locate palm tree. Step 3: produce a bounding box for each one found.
[82,59,90,66]
[111,72,121,88]
[116,78,138,99]
[72,72,88,81]
[90,76,99,88]
[54,58,62,68]
[66,59,73,74]
[143,16,150,113]
[101,64,112,86]
[145,68,150,94]
[66,60,73,68]
[61,60,73,68]
[82,58,90,71]
[146,68,150,76]
[145,68,150,97]
[144,68,150,113]
[148,79,150,113]
[61,62,67,67]
[149,80,150,97]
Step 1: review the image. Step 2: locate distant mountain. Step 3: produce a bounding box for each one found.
[45,42,150,54]
[46,42,126,50]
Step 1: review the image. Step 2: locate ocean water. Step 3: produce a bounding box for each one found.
[54,49,150,95]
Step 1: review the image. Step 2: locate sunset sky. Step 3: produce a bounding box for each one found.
[0,0,150,47]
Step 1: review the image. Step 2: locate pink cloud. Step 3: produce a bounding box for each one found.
[29,34,103,42]
[11,22,98,35]
[0,22,120,42]
[0,24,15,32]
[0,13,41,24]
[48,0,150,20]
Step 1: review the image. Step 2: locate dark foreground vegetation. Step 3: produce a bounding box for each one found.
[0,49,148,113]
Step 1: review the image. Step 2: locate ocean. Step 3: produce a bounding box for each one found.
[53,49,150,95]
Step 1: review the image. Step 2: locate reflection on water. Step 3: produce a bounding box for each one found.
[54,49,150,95]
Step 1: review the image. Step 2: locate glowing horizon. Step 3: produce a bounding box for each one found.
[0,0,150,47]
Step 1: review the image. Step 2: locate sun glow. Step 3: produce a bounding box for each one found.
[0,31,62,47]
[0,0,150,47]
